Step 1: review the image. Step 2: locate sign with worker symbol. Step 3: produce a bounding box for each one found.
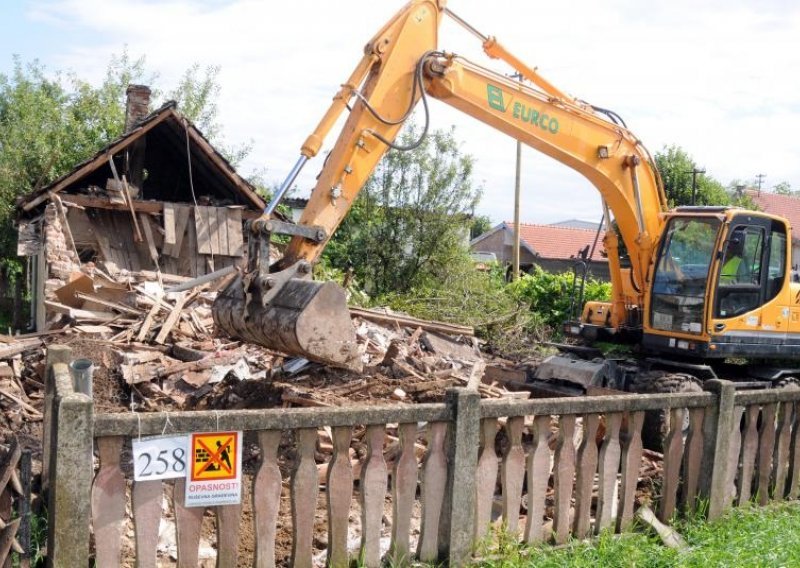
[185,431,242,507]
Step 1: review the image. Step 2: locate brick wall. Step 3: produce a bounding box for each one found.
[42,203,79,299]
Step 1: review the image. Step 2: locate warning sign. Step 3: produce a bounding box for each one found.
[185,431,242,507]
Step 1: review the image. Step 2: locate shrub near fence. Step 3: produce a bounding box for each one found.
[43,344,800,567]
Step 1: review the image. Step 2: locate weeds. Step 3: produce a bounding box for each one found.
[470,502,800,567]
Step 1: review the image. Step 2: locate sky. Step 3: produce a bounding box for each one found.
[2,0,800,227]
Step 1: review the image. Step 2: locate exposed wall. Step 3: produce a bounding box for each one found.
[42,203,80,295]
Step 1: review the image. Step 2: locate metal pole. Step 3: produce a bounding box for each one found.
[513,139,521,281]
[265,155,308,215]
[511,72,523,281]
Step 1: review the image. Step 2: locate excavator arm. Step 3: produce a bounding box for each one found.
[213,0,668,369]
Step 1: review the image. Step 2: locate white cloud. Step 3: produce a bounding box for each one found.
[22,0,800,224]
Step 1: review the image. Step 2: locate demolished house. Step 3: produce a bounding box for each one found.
[15,85,265,330]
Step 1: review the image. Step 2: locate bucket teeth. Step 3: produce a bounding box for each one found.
[212,274,363,372]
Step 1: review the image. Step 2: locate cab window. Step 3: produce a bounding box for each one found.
[715,220,786,318]
[766,224,786,301]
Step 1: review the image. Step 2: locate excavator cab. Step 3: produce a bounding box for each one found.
[642,208,797,360]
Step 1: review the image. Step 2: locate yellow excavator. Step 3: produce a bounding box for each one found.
[213,1,800,398]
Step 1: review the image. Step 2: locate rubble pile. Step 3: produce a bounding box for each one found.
[2,264,536,422]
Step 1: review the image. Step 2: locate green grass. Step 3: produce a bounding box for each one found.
[473,502,800,567]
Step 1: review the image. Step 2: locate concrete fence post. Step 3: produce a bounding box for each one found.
[42,345,72,497]
[46,361,93,568]
[700,379,736,520]
[439,388,480,566]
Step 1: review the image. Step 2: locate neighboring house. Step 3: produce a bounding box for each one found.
[745,189,800,270]
[470,221,609,280]
[16,85,265,330]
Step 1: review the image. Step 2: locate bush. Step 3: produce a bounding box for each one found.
[376,256,547,355]
[507,267,611,334]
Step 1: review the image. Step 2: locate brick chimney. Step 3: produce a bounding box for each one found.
[124,84,151,133]
[124,85,151,194]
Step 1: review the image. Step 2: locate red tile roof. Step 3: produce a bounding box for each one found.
[747,190,800,239]
[506,222,607,261]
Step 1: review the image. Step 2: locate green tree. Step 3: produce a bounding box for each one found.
[773,181,794,195]
[654,145,729,207]
[469,214,493,240]
[324,123,483,295]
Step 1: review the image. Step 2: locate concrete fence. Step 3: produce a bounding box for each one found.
[44,345,800,567]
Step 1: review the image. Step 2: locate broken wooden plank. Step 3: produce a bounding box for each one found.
[136,302,162,343]
[0,340,43,360]
[44,301,116,322]
[349,307,474,336]
[163,203,176,246]
[139,213,160,271]
[0,389,42,420]
[216,207,229,256]
[53,273,95,308]
[122,175,143,242]
[74,292,141,316]
[164,204,191,258]
[57,193,262,219]
[153,293,188,344]
[74,325,113,336]
[195,207,211,255]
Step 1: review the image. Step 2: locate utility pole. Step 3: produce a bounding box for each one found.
[684,166,706,205]
[755,173,766,193]
[510,71,524,280]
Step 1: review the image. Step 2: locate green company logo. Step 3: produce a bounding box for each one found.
[486,84,559,135]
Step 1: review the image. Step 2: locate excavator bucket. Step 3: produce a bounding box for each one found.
[212,269,363,373]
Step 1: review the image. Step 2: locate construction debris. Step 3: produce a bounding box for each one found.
[0,258,533,422]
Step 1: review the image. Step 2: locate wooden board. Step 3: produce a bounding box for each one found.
[163,203,176,246]
[92,437,127,567]
[17,220,42,256]
[195,207,211,255]
[164,205,191,258]
[207,207,221,255]
[216,207,229,256]
[226,208,244,256]
[194,206,240,256]
[54,273,95,308]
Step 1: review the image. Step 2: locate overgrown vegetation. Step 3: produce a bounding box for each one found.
[507,267,611,331]
[473,502,800,567]
[377,259,545,354]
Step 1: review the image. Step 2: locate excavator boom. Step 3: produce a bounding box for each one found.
[213,1,669,368]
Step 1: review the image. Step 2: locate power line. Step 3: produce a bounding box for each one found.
[683,166,706,205]
[755,173,766,192]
